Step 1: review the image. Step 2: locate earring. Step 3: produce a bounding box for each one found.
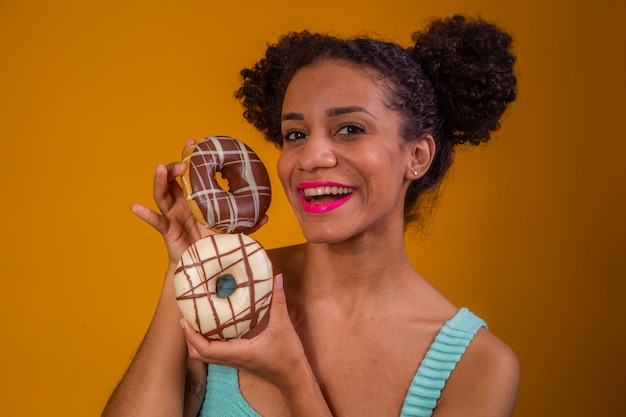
[412,171,419,177]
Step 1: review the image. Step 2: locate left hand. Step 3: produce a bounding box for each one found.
[181,274,312,394]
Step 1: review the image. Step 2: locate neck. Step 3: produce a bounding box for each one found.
[294,232,417,314]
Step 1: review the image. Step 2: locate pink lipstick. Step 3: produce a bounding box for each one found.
[298,181,355,214]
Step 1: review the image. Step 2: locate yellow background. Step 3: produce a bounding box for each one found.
[1,0,624,416]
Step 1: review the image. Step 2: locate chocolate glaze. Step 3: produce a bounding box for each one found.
[184,136,272,233]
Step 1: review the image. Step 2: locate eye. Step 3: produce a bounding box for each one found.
[283,130,308,142]
[337,124,366,136]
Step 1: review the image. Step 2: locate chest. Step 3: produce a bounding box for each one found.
[240,319,440,417]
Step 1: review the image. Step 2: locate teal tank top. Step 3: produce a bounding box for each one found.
[198,308,486,417]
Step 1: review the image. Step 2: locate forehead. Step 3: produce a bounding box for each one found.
[283,59,388,110]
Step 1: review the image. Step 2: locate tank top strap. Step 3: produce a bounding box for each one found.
[198,364,261,417]
[399,308,487,417]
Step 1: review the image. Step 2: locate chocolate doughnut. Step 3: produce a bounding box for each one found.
[181,136,271,233]
[174,233,273,340]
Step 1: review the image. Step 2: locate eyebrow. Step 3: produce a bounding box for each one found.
[327,106,375,118]
[281,106,376,121]
[281,112,304,121]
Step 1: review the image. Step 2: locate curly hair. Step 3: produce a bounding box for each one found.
[235,15,517,225]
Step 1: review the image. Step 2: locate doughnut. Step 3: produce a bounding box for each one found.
[174,233,273,340]
[181,136,272,234]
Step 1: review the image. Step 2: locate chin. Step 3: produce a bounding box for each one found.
[301,223,361,245]
[301,225,345,244]
[302,232,337,244]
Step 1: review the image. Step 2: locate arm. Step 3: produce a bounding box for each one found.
[183,354,208,417]
[103,142,211,417]
[103,141,274,417]
[102,264,188,417]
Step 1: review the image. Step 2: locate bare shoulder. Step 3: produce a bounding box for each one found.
[434,328,520,417]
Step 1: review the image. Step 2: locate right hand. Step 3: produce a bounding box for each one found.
[131,139,209,267]
[131,138,268,268]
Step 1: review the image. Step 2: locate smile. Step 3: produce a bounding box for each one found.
[298,182,355,214]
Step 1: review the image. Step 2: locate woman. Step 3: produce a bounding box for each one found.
[103,15,519,417]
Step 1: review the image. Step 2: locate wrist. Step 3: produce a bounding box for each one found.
[279,363,333,417]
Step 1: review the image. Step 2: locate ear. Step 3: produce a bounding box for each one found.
[405,134,436,180]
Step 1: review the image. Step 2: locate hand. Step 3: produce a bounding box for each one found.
[130,138,205,266]
[131,138,268,267]
[181,274,311,393]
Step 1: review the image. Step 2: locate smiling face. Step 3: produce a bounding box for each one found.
[277,59,418,244]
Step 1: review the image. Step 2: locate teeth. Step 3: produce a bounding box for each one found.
[303,186,354,197]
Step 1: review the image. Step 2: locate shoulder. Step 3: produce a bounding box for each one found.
[434,328,520,417]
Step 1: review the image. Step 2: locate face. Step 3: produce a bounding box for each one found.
[277,59,417,244]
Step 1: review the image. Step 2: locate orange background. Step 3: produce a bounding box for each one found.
[1,1,624,416]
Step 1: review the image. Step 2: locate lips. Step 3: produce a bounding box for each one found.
[298,181,355,214]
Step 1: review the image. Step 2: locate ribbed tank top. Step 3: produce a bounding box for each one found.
[198,308,486,417]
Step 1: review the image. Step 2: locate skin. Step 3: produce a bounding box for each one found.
[102,59,519,417]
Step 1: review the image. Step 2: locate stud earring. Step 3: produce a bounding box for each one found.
[412,171,419,176]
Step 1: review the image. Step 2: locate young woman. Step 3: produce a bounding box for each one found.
[103,15,519,417]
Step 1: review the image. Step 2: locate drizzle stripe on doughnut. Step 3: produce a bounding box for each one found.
[175,234,273,339]
[182,136,271,233]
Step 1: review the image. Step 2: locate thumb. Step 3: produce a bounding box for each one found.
[267,274,289,324]
[271,273,286,305]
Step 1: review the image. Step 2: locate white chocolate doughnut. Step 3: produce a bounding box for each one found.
[181,136,272,234]
[174,233,273,340]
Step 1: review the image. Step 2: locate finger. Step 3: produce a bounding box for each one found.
[152,163,185,215]
[165,161,187,183]
[269,274,287,313]
[152,164,173,213]
[197,225,219,239]
[186,338,203,362]
[262,274,291,337]
[181,319,209,355]
[181,318,247,363]
[182,138,197,158]
[164,162,188,205]
[130,203,168,234]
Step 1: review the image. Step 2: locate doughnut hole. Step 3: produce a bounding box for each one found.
[216,274,237,298]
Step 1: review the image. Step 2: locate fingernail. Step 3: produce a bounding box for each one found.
[275,273,283,289]
[179,318,186,330]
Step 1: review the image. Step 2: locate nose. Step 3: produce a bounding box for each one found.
[297,134,337,172]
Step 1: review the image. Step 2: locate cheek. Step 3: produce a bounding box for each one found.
[367,151,405,178]
[367,155,409,196]
[276,152,292,190]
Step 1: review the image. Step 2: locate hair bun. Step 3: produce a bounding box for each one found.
[411,15,517,145]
